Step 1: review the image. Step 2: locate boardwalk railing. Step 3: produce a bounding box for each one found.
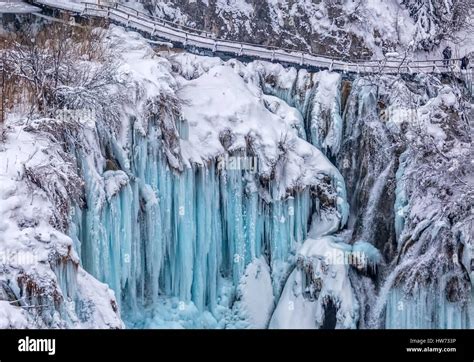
[28,0,469,76]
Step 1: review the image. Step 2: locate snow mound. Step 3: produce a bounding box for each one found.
[175,54,349,201]
[269,236,361,329]
[229,257,275,328]
[0,302,29,329]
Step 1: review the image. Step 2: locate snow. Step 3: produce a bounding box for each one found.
[75,269,124,328]
[5,26,341,329]
[308,71,344,157]
[0,127,70,271]
[104,171,130,201]
[365,72,473,329]
[31,0,84,12]
[0,1,40,13]
[216,0,253,18]
[1,18,471,330]
[230,257,275,328]
[0,302,28,328]
[127,297,220,329]
[172,54,349,201]
[57,28,352,328]
[0,116,122,328]
[119,0,420,59]
[269,236,359,329]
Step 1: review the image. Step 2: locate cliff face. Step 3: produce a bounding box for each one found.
[119,0,474,59]
[124,0,415,58]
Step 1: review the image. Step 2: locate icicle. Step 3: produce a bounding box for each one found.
[73,120,316,325]
[385,288,471,329]
[394,151,409,244]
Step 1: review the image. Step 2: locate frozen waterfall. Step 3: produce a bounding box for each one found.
[65,52,472,329]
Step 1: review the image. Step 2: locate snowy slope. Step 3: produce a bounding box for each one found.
[0,123,123,328]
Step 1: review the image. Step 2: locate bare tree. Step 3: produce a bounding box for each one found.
[0,21,129,229]
[4,22,124,126]
[401,0,473,50]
